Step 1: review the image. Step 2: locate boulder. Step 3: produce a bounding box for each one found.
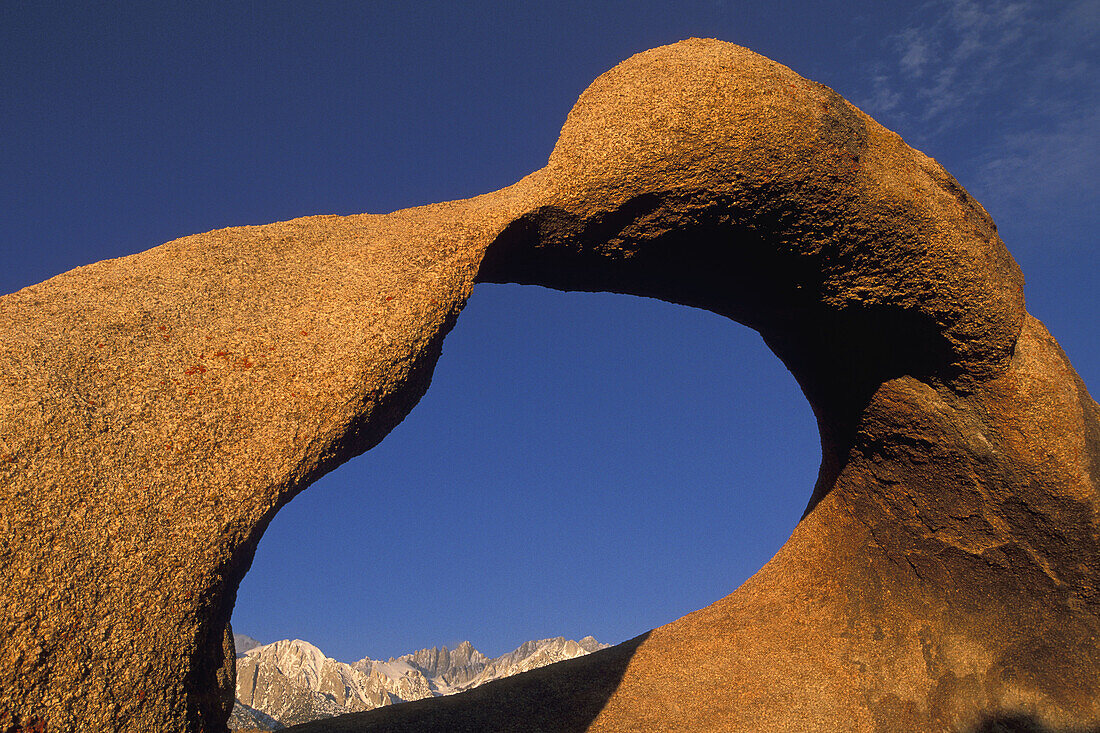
[1,39,1097,732]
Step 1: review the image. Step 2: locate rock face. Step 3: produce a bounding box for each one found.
[229,636,608,729]
[228,700,283,732]
[393,642,488,690]
[1,38,1098,733]
[234,640,391,727]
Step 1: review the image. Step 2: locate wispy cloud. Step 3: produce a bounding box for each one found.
[977,106,1100,229]
[857,0,1099,231]
[864,0,1033,129]
[896,29,930,78]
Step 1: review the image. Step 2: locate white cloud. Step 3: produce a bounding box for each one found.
[977,106,1100,222]
[872,0,1034,126]
[897,29,929,78]
[857,0,1099,225]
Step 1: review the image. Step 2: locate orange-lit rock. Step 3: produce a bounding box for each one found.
[2,39,1096,732]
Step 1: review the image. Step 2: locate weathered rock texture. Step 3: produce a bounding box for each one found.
[1,39,1098,733]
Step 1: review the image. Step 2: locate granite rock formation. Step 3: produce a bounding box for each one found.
[2,38,1099,733]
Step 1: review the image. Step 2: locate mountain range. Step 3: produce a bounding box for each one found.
[229,633,608,730]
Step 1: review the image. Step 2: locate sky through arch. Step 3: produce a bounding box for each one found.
[232,284,818,661]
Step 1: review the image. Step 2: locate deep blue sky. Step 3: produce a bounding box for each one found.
[3,2,1097,662]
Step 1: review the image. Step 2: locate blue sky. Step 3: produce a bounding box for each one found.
[3,2,1096,662]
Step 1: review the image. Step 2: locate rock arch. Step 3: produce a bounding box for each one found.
[1,39,1098,732]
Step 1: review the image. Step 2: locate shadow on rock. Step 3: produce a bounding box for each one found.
[281,632,649,733]
[971,714,1100,733]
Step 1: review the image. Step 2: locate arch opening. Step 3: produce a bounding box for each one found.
[477,194,958,514]
[228,283,819,725]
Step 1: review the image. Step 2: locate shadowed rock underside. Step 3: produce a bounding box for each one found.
[1,39,1098,733]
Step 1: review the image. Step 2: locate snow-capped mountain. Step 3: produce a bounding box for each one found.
[231,639,392,728]
[228,634,609,730]
[234,633,263,656]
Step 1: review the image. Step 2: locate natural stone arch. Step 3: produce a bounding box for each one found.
[1,39,1098,732]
